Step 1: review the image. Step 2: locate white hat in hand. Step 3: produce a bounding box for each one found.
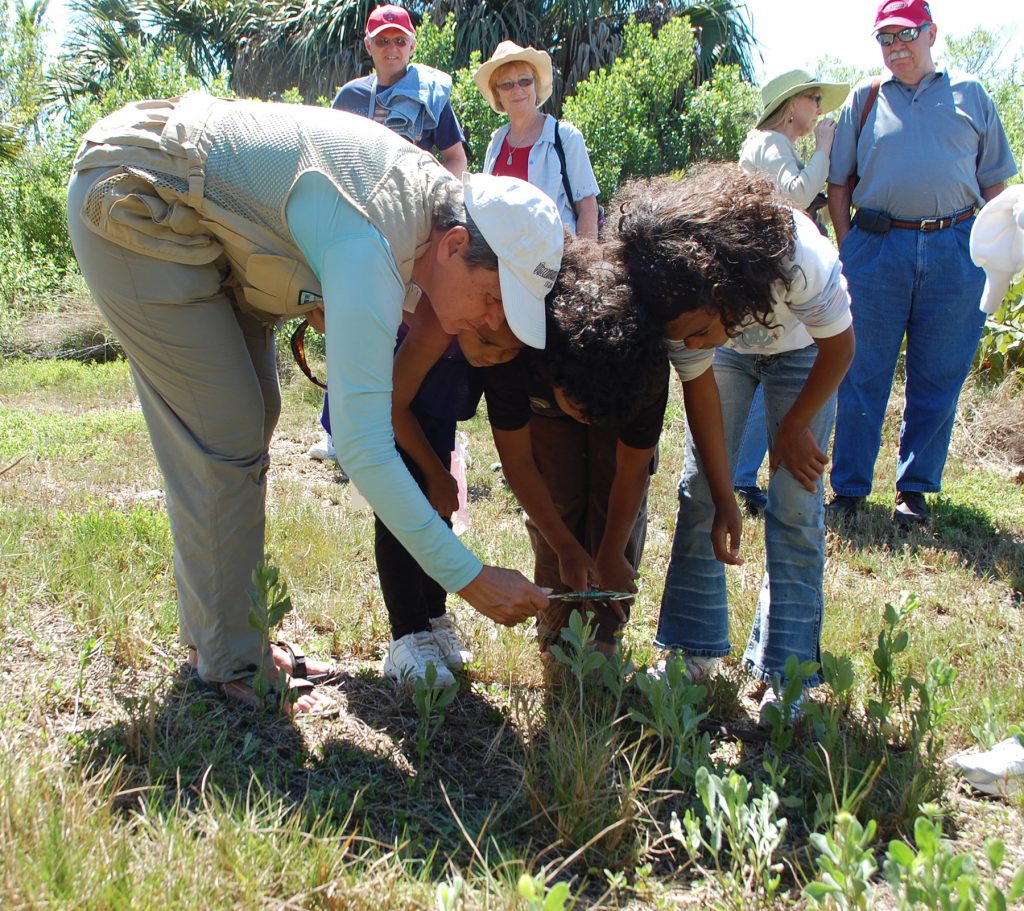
[970,184,1024,314]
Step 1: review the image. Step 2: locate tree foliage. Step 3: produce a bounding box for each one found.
[53,0,758,111]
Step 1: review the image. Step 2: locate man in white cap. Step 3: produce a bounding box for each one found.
[826,0,1017,525]
[67,94,563,713]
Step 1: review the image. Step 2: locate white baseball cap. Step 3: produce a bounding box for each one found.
[463,172,564,348]
[970,184,1024,315]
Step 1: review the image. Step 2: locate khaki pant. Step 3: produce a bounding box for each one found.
[525,414,652,650]
[68,168,281,683]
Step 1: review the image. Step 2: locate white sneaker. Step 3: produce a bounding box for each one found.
[429,615,473,671]
[757,688,806,727]
[951,736,1024,798]
[647,653,719,683]
[382,631,456,688]
[307,432,336,462]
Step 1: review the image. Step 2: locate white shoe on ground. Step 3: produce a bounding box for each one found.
[307,432,336,462]
[429,615,473,671]
[757,687,806,727]
[951,735,1024,798]
[382,631,456,688]
[647,653,719,683]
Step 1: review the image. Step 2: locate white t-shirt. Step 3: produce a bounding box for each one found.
[665,210,852,382]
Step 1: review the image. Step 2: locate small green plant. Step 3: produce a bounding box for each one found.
[804,811,878,910]
[868,594,916,738]
[672,766,786,910]
[763,655,820,751]
[970,696,1003,751]
[883,804,1024,910]
[435,874,464,911]
[517,871,571,911]
[631,654,711,785]
[247,557,295,713]
[412,663,459,774]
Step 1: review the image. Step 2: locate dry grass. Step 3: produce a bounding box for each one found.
[2,326,1024,908]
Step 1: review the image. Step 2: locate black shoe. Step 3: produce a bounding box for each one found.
[826,494,865,518]
[735,485,768,516]
[893,491,929,525]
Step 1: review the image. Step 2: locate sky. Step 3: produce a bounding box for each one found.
[744,0,1023,81]
[42,0,1024,73]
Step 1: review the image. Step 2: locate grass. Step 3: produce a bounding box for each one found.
[1,342,1023,909]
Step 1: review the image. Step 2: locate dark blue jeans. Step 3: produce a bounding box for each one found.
[830,220,985,497]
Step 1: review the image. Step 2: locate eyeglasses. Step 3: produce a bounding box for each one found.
[495,75,535,92]
[371,34,410,47]
[803,93,823,105]
[876,24,929,46]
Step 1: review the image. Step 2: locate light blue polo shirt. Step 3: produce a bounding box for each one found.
[828,70,1017,219]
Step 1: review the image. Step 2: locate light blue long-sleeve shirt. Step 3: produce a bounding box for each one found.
[285,170,483,593]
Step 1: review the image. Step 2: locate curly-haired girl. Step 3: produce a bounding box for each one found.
[393,236,668,658]
[610,164,855,722]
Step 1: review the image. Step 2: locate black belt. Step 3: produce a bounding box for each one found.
[889,208,974,232]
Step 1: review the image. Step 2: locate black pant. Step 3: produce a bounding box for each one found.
[374,409,456,639]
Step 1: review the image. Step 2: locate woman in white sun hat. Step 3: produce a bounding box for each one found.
[740,69,849,219]
[474,41,600,240]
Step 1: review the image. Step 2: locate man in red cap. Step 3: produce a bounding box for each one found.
[332,5,466,176]
[826,0,1016,525]
[309,4,469,465]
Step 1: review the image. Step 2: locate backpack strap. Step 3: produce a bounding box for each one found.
[552,121,575,209]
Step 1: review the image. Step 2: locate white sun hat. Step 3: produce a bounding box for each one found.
[463,172,563,349]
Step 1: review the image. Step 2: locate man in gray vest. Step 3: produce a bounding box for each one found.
[826,0,1016,524]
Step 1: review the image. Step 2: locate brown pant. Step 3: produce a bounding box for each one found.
[525,415,653,650]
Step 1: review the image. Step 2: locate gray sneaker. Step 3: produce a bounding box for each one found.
[757,688,806,727]
[648,652,719,683]
[382,632,456,688]
[429,615,473,671]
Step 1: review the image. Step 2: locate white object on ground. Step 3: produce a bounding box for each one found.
[951,735,1024,798]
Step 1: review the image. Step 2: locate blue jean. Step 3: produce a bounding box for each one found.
[656,345,836,686]
[733,386,767,489]
[830,219,985,497]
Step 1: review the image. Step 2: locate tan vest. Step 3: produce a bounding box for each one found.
[73,94,448,322]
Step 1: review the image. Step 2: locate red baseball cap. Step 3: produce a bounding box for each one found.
[365,5,415,38]
[874,0,932,31]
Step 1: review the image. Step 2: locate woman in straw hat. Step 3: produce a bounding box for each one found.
[730,69,849,518]
[474,41,600,240]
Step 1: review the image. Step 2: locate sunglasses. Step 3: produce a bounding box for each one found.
[495,75,535,92]
[371,34,410,47]
[876,24,929,46]
[290,319,327,390]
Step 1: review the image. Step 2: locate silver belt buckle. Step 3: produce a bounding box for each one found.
[918,217,942,232]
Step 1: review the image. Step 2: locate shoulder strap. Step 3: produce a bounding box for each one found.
[552,121,574,206]
[859,77,882,133]
[847,77,883,197]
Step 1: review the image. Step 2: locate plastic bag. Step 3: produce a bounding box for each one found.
[450,431,471,536]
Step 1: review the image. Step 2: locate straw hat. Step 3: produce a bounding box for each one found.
[755,69,849,128]
[474,41,553,114]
